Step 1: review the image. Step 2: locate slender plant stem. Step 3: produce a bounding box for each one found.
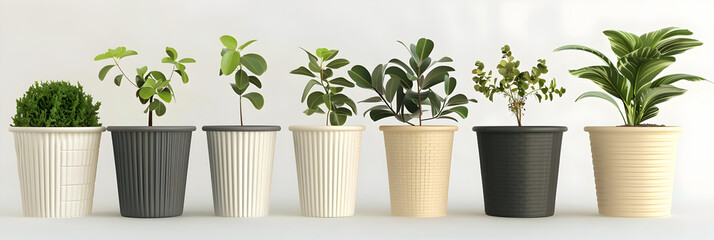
[148,96,153,126]
[112,58,138,88]
[417,65,422,126]
[239,96,243,126]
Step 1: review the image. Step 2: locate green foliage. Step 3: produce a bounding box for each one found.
[218,35,267,125]
[349,38,475,126]
[290,48,357,126]
[94,46,195,126]
[12,81,101,127]
[555,27,706,126]
[473,45,564,126]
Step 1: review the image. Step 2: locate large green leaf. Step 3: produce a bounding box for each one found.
[306,91,325,109]
[575,91,626,123]
[446,94,468,106]
[154,101,166,116]
[165,47,178,60]
[241,54,267,75]
[158,89,172,103]
[657,38,703,56]
[618,54,675,97]
[604,30,641,57]
[235,69,249,90]
[651,74,707,88]
[427,91,441,117]
[301,80,320,102]
[331,94,357,113]
[290,66,316,78]
[441,106,468,118]
[326,59,350,69]
[422,66,454,89]
[415,38,434,64]
[638,85,686,124]
[220,35,238,50]
[388,58,415,76]
[369,109,395,121]
[329,112,347,126]
[242,92,264,109]
[639,27,692,48]
[444,76,456,95]
[371,64,385,94]
[553,45,614,67]
[568,65,630,101]
[221,50,241,75]
[139,87,155,99]
[329,77,355,87]
[230,82,246,95]
[347,65,373,88]
[385,66,411,88]
[98,65,114,80]
[385,78,400,102]
[248,76,262,88]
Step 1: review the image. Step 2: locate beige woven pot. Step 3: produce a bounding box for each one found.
[585,126,682,218]
[380,125,457,217]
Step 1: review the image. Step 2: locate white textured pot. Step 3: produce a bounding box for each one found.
[380,125,457,217]
[9,127,106,218]
[585,126,682,218]
[204,125,280,218]
[289,125,365,217]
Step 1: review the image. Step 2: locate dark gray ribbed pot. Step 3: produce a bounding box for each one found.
[107,126,196,218]
[473,126,567,218]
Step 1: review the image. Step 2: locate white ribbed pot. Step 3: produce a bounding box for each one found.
[9,127,106,218]
[289,125,365,217]
[203,125,280,218]
[380,125,457,217]
[585,126,682,218]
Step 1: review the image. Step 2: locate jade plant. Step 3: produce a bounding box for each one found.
[219,35,268,125]
[94,46,195,126]
[12,81,101,127]
[555,27,706,126]
[290,48,357,126]
[473,45,564,126]
[349,38,474,126]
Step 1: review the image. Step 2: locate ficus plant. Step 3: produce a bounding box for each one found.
[555,27,706,126]
[95,46,195,126]
[349,38,474,126]
[290,48,357,126]
[473,45,565,126]
[219,35,268,125]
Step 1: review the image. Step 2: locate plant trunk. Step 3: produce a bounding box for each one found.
[239,97,244,126]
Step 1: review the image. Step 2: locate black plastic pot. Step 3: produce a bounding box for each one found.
[107,126,196,218]
[473,126,567,218]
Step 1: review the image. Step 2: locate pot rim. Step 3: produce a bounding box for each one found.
[379,125,458,132]
[107,126,196,132]
[473,126,567,133]
[584,126,682,133]
[203,125,281,132]
[288,125,365,132]
[8,126,106,133]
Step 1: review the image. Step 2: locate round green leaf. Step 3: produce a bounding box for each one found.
[114,75,122,86]
[98,65,114,80]
[155,101,167,116]
[220,35,238,50]
[235,69,249,90]
[158,89,172,103]
[242,92,264,110]
[221,50,241,75]
[241,54,267,76]
[139,87,155,99]
[326,59,349,69]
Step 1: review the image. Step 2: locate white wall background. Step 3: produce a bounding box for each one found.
[1,0,713,239]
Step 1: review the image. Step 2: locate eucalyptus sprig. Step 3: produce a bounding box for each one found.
[349,38,475,126]
[219,35,268,125]
[95,46,195,126]
[290,48,357,126]
[473,45,564,126]
[555,27,706,126]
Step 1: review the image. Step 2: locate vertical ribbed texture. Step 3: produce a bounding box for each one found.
[13,131,102,218]
[291,128,363,217]
[382,129,455,217]
[206,131,277,217]
[476,132,564,217]
[111,130,193,218]
[586,127,680,218]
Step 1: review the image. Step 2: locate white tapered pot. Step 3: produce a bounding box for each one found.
[9,127,105,218]
[290,125,365,217]
[204,125,280,218]
[585,126,681,218]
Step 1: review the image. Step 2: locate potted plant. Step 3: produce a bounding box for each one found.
[349,38,474,217]
[203,35,278,218]
[289,47,364,217]
[10,81,104,218]
[555,27,705,217]
[94,46,196,218]
[471,45,566,218]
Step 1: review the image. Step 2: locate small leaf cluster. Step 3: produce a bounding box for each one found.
[219,35,267,112]
[290,48,356,126]
[12,81,101,127]
[473,45,564,126]
[95,46,195,118]
[349,38,474,125]
[555,27,706,126]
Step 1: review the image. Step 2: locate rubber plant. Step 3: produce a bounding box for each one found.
[219,35,268,125]
[348,38,475,125]
[554,27,705,125]
[94,46,195,126]
[473,45,565,126]
[290,48,357,125]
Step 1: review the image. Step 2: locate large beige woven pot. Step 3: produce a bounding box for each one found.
[290,125,365,217]
[380,125,457,217]
[585,126,682,218]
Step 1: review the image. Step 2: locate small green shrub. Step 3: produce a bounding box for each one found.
[12,81,101,127]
